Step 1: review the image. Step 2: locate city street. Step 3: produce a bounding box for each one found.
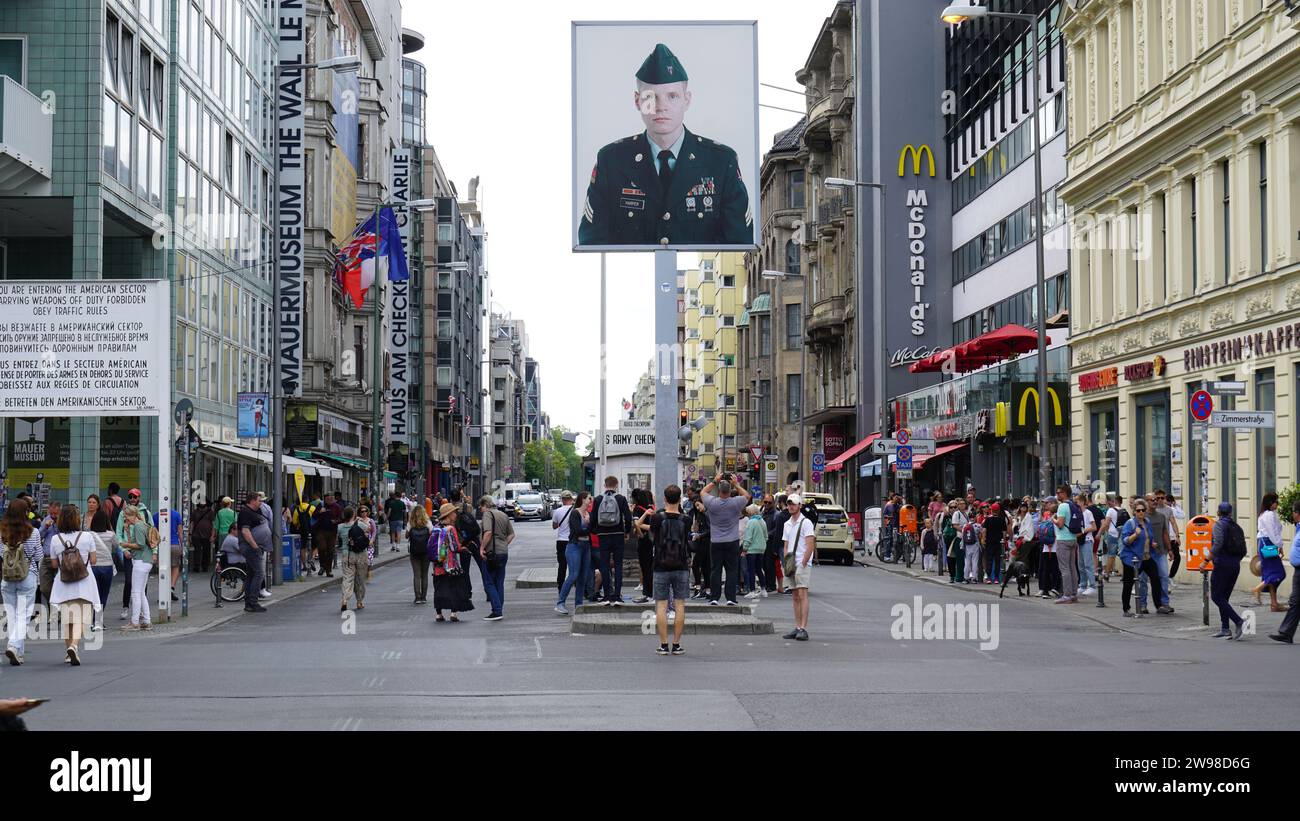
[3,522,1291,731]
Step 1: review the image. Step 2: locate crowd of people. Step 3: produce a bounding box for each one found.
[550,473,822,651]
[887,482,1298,642]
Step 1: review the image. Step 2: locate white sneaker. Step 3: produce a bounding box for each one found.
[760,589,768,598]
[119,608,129,621]
[744,591,759,599]
[259,589,272,599]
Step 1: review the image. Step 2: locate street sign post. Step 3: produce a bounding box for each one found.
[811,452,825,472]
[895,428,910,446]
[872,438,935,455]
[1189,390,1213,422]
[895,468,913,479]
[749,446,763,465]
[1210,410,1275,429]
[811,469,823,485]
[1208,380,1246,396]
[763,458,778,484]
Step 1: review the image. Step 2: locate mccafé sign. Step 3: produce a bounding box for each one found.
[1078,367,1118,393]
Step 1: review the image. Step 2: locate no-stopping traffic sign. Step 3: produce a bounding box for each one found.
[1189,390,1213,422]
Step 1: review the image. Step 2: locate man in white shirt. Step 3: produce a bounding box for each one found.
[781,494,815,642]
[1101,493,1122,580]
[551,492,575,591]
[1163,491,1185,581]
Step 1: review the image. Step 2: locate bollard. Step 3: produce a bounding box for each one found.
[1201,570,1210,626]
[1095,554,1105,608]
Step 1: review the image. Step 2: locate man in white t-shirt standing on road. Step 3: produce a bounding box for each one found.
[551,491,575,591]
[781,494,816,642]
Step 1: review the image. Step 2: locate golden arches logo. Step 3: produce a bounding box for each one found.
[897,144,936,178]
[1017,386,1064,427]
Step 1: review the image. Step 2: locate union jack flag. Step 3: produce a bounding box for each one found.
[332,207,409,309]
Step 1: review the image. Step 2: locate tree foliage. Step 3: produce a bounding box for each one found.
[524,428,583,490]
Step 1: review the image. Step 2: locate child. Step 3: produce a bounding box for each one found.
[921,517,939,572]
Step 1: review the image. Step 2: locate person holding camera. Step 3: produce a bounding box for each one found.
[700,472,751,607]
[478,495,516,621]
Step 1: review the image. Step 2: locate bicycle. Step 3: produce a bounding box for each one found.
[210,552,248,603]
[899,530,918,568]
[875,526,899,564]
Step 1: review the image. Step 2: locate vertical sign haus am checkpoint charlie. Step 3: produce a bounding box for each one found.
[387,150,412,473]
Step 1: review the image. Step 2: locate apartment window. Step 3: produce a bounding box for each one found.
[0,37,24,83]
[1256,368,1276,495]
[1221,159,1231,284]
[1158,193,1168,300]
[1189,177,1198,284]
[757,315,771,356]
[1219,384,1236,510]
[788,170,805,209]
[1258,141,1268,273]
[703,374,714,385]
[785,239,800,274]
[437,367,452,387]
[354,326,365,382]
[786,374,801,423]
[785,303,802,349]
[721,316,735,327]
[702,340,714,351]
[701,306,714,317]
[721,275,735,288]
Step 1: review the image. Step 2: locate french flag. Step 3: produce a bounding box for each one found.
[333,207,409,309]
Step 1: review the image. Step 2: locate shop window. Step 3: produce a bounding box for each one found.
[1134,391,1170,496]
[1255,368,1276,495]
[1089,401,1118,496]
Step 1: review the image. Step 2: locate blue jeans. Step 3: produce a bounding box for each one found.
[600,533,626,599]
[744,553,766,591]
[1079,540,1096,590]
[482,554,508,616]
[558,542,590,608]
[589,543,613,601]
[1137,551,1170,609]
[92,566,114,624]
[1,571,37,656]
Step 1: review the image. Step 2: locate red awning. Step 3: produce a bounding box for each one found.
[824,432,881,472]
[910,324,1050,374]
[912,441,968,468]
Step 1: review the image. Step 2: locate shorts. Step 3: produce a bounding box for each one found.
[1102,537,1120,557]
[788,562,812,590]
[389,522,404,536]
[171,544,183,564]
[652,570,691,602]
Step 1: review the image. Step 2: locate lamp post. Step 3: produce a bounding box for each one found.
[272,55,360,584]
[941,4,1052,497]
[824,177,887,507]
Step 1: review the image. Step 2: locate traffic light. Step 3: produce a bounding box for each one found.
[679,410,688,425]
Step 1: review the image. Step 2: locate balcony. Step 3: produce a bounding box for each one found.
[0,76,52,195]
[806,294,846,340]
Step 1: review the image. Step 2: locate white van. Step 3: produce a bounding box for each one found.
[495,482,534,514]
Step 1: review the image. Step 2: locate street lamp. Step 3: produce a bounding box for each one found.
[940,4,1052,497]
[823,178,888,506]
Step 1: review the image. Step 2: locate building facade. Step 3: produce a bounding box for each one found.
[797,1,859,505]
[490,313,528,484]
[1060,0,1300,568]
[682,253,744,481]
[888,0,1074,501]
[738,118,808,492]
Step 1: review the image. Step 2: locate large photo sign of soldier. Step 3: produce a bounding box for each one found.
[572,21,759,251]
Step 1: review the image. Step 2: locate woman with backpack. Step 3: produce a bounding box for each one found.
[356,505,379,582]
[2,499,43,666]
[556,492,590,615]
[1210,502,1248,640]
[431,502,474,622]
[339,508,367,611]
[120,505,155,630]
[407,505,432,605]
[48,504,100,665]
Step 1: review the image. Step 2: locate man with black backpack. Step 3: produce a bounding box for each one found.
[641,484,690,655]
[591,476,633,606]
[1209,502,1248,640]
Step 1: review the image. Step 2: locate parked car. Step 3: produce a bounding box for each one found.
[812,505,855,566]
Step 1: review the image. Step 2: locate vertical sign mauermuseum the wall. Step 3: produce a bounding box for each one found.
[277,0,306,397]
[387,150,411,474]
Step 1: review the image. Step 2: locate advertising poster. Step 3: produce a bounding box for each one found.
[285,402,319,451]
[572,21,759,251]
[237,392,271,439]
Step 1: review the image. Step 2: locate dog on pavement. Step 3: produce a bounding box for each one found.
[999,559,1031,598]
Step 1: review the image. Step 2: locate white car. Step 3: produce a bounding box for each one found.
[513,493,548,521]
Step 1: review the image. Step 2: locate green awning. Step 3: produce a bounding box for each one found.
[383,471,398,480]
[736,309,750,327]
[295,450,371,472]
[749,292,772,312]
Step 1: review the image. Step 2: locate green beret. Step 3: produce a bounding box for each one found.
[636,43,687,84]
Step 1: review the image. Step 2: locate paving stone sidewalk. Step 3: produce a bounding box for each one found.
[870,559,1286,642]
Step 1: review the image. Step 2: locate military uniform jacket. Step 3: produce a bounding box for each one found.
[579,128,752,246]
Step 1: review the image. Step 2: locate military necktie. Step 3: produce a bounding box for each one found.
[657,149,674,190]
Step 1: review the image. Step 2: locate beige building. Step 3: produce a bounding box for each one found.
[739,118,809,491]
[683,253,745,480]
[1061,1,1300,593]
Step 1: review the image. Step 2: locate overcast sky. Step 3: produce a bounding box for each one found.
[404,1,829,439]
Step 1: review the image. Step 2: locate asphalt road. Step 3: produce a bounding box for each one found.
[2,520,1292,730]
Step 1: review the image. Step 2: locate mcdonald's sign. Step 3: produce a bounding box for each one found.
[897,143,937,177]
[1011,383,1069,432]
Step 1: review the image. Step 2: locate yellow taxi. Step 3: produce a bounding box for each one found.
[811,504,855,566]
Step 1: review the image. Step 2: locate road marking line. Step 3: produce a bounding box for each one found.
[815,599,860,622]
[534,637,543,659]
[381,650,402,661]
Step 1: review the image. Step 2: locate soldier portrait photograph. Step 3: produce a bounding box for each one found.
[573,23,759,250]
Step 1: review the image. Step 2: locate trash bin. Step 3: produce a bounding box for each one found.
[281,534,300,583]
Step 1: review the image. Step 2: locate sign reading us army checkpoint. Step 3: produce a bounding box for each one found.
[0,280,170,415]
